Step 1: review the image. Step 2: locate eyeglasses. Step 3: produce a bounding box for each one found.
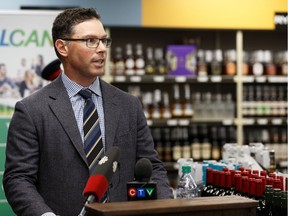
[61,37,112,48]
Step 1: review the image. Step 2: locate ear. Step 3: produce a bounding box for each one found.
[55,39,68,57]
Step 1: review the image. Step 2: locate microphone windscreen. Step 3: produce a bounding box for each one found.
[83,175,108,201]
[83,146,120,200]
[134,158,153,182]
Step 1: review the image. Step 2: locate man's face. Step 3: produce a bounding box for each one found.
[61,18,108,86]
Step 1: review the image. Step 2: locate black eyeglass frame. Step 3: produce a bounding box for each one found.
[60,37,112,48]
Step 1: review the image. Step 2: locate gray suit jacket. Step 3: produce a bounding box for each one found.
[3,76,173,216]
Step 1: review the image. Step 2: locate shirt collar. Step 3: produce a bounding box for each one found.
[61,72,102,98]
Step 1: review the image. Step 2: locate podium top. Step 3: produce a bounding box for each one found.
[85,196,258,216]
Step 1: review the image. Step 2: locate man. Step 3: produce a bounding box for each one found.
[3,8,173,216]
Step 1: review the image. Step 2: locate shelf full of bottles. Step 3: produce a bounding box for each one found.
[107,28,287,173]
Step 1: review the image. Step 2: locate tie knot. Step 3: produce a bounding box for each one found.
[79,89,92,100]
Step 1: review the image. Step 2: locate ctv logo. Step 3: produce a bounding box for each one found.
[128,187,155,198]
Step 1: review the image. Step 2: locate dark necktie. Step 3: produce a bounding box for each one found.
[79,89,104,173]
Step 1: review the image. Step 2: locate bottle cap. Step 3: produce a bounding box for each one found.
[182,166,191,173]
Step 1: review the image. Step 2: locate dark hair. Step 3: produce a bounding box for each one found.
[52,8,101,59]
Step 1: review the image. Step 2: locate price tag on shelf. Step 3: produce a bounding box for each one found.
[197,76,208,82]
[271,118,282,125]
[178,119,190,126]
[114,76,126,82]
[210,75,222,82]
[175,76,187,83]
[130,76,142,82]
[243,76,254,83]
[244,118,255,125]
[257,118,268,125]
[255,76,266,83]
[222,119,233,125]
[268,76,288,83]
[153,76,165,82]
[167,119,178,126]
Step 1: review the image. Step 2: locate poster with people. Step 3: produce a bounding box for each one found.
[0,10,60,117]
[0,10,61,215]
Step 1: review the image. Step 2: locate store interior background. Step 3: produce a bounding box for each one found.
[0,0,287,214]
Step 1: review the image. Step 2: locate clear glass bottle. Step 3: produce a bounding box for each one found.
[176,165,198,199]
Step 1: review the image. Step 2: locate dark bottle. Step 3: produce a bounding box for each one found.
[221,171,234,196]
[234,174,242,196]
[163,128,172,162]
[207,170,220,196]
[281,191,288,216]
[271,188,282,216]
[263,185,273,216]
[255,179,265,216]
[201,167,213,197]
[242,176,250,198]
[213,171,226,196]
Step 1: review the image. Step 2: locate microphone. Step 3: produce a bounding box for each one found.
[127,158,157,201]
[79,146,120,216]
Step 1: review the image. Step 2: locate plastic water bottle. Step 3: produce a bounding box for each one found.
[176,165,198,199]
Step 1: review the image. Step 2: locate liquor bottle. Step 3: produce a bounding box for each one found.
[271,188,282,216]
[248,177,256,199]
[163,128,172,162]
[202,92,213,120]
[124,43,135,75]
[263,50,276,76]
[190,125,201,161]
[252,50,264,76]
[113,46,125,75]
[183,84,194,118]
[210,170,220,196]
[151,89,162,119]
[134,44,145,76]
[172,128,182,162]
[224,93,235,119]
[241,176,250,197]
[222,171,234,196]
[197,49,208,76]
[255,85,264,117]
[211,49,223,75]
[182,128,191,159]
[162,92,172,119]
[262,185,273,216]
[255,179,265,215]
[154,48,167,75]
[234,173,243,196]
[225,49,237,76]
[214,93,225,120]
[211,126,221,161]
[205,50,212,75]
[171,84,183,118]
[200,125,211,160]
[145,47,156,75]
[193,92,203,120]
[281,191,288,216]
[213,171,226,196]
[176,165,198,199]
[201,167,213,197]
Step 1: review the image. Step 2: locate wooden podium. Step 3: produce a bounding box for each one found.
[85,196,258,216]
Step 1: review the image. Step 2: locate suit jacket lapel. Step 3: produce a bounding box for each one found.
[47,77,87,164]
[100,79,121,150]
